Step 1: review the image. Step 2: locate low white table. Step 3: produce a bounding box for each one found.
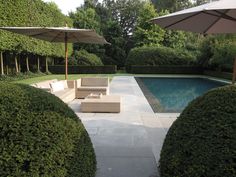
[81,95,121,113]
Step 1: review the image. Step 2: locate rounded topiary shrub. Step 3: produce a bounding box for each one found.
[0,82,96,177]
[159,85,236,177]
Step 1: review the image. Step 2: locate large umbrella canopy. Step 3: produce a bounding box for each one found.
[151,0,236,83]
[0,27,109,79]
[150,0,236,34]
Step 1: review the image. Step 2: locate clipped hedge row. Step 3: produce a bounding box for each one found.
[0,82,96,177]
[126,46,196,72]
[48,65,117,74]
[204,70,233,80]
[69,50,104,66]
[129,65,203,74]
[159,85,236,177]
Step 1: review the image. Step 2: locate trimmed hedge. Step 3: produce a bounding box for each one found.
[204,70,233,80]
[0,82,96,177]
[159,85,236,177]
[129,65,203,74]
[69,50,104,66]
[126,46,196,72]
[48,65,117,74]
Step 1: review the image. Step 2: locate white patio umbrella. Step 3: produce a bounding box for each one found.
[0,26,109,79]
[150,0,236,83]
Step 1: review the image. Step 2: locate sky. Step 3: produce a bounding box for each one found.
[42,0,102,15]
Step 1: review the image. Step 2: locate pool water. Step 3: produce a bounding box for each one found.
[139,77,226,113]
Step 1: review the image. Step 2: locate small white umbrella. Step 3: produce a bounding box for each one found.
[151,0,236,83]
[0,26,109,79]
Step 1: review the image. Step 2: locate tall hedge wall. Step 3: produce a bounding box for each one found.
[0,0,72,57]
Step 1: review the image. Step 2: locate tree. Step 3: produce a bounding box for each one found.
[105,0,145,38]
[193,0,210,5]
[102,20,126,66]
[70,5,105,59]
[153,0,192,12]
[133,1,165,47]
[162,30,187,49]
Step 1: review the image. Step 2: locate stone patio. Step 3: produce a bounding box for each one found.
[69,76,179,177]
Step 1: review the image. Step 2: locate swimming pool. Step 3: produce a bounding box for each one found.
[136,77,227,113]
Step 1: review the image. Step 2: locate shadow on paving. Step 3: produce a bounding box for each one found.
[79,118,161,177]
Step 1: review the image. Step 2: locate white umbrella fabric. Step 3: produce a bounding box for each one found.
[151,0,236,83]
[0,27,109,79]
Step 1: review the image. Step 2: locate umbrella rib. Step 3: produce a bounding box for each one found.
[71,33,82,42]
[164,12,202,29]
[203,10,233,34]
[30,29,54,37]
[203,14,222,34]
[213,10,236,22]
[51,31,64,42]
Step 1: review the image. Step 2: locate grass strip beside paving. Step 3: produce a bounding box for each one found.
[13,73,133,85]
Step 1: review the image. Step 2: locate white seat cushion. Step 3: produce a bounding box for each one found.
[50,81,64,92]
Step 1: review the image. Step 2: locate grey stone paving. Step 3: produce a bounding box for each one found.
[69,76,179,177]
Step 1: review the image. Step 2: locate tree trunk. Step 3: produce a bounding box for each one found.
[0,52,4,75]
[233,58,236,84]
[6,65,9,75]
[18,59,21,72]
[26,56,29,72]
[15,56,19,73]
[37,56,40,72]
[45,57,49,73]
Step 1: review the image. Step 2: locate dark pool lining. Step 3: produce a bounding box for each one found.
[135,77,166,113]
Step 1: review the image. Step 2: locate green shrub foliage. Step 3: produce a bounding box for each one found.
[126,46,196,70]
[69,49,103,66]
[159,85,236,177]
[198,35,236,71]
[0,0,72,57]
[0,82,96,177]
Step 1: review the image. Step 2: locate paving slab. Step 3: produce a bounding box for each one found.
[96,157,158,177]
[69,76,178,177]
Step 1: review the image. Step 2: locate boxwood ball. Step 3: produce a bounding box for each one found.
[159,85,236,177]
[0,82,96,177]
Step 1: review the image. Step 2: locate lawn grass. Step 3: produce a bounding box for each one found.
[14,73,133,84]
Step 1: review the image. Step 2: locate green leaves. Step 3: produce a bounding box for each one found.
[0,83,96,177]
[126,46,196,70]
[70,49,103,66]
[0,0,71,57]
[133,2,165,47]
[160,85,236,177]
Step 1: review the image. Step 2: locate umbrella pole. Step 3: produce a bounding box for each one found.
[65,33,68,80]
[233,58,236,84]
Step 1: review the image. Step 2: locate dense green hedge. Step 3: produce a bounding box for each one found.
[159,85,236,177]
[126,46,196,72]
[0,0,72,57]
[69,49,103,66]
[0,82,96,177]
[49,65,117,74]
[204,70,233,80]
[129,65,203,74]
